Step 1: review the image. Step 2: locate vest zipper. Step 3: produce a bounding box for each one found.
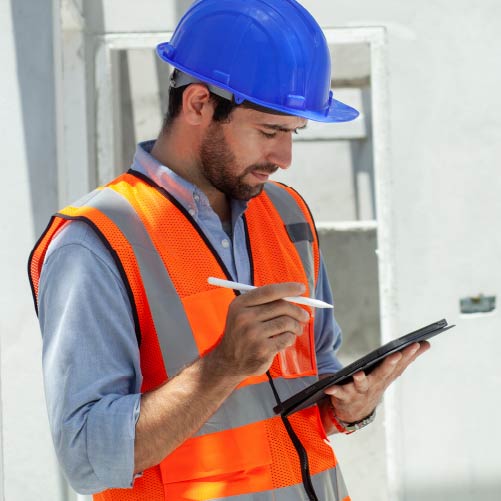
[131,170,320,497]
[245,211,318,500]
[266,371,319,501]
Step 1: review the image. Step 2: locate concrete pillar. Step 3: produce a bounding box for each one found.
[1,0,63,499]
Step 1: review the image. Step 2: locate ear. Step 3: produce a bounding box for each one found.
[181,84,214,126]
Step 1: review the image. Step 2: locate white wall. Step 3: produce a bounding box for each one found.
[3,0,500,500]
[301,1,501,500]
[0,0,64,499]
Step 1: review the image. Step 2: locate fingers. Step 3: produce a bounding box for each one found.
[229,282,310,339]
[325,342,431,400]
[324,371,368,401]
[270,331,297,352]
[395,341,430,368]
[324,342,432,423]
[251,298,310,324]
[219,282,312,377]
[266,314,307,338]
[374,342,429,382]
[352,371,370,393]
[373,350,404,381]
[237,282,307,307]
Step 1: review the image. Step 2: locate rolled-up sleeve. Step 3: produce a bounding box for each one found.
[38,221,142,494]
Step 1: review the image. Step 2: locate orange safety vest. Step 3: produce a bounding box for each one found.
[29,171,350,501]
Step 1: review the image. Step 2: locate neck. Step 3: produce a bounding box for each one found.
[210,195,231,223]
[150,129,231,222]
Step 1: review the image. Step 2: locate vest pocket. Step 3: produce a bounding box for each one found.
[159,421,272,498]
[278,319,317,378]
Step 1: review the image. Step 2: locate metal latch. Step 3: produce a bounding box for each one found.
[460,294,496,314]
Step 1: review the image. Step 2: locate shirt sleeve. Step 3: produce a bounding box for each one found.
[313,252,344,374]
[38,221,142,494]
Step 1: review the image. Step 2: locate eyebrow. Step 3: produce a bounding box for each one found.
[259,123,308,133]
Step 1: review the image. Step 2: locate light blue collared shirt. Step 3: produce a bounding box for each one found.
[38,141,343,494]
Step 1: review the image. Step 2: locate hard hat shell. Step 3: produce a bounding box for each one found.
[157,0,359,123]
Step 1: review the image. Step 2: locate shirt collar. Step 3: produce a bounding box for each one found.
[130,140,249,220]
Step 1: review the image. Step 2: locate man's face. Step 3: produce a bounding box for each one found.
[199,107,307,201]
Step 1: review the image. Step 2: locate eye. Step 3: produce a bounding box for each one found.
[260,130,277,139]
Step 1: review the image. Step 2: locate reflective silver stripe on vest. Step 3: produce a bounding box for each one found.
[74,187,199,377]
[195,375,317,437]
[73,185,346,500]
[76,188,319,425]
[264,183,315,295]
[212,467,349,501]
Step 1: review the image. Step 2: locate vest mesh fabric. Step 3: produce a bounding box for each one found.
[112,176,222,299]
[264,410,336,489]
[28,174,343,501]
[246,186,317,379]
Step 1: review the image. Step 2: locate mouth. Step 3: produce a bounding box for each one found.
[251,171,272,182]
[249,165,278,183]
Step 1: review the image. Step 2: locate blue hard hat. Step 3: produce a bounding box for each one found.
[157,0,359,123]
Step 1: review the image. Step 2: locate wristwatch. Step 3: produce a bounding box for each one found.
[327,404,376,434]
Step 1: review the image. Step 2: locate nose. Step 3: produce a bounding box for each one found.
[267,133,293,170]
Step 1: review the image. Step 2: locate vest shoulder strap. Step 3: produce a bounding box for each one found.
[264,182,319,296]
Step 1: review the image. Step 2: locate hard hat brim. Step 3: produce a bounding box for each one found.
[247,92,360,123]
[158,44,359,124]
[306,98,360,124]
[236,93,360,123]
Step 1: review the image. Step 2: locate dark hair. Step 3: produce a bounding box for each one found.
[161,69,289,131]
[162,83,237,131]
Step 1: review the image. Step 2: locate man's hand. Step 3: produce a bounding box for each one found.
[209,282,310,377]
[324,341,430,424]
[134,281,310,473]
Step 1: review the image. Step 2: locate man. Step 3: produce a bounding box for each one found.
[28,1,429,500]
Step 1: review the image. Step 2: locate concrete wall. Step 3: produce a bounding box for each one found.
[1,0,64,500]
[318,227,380,363]
[300,1,501,500]
[3,0,501,500]
[318,226,386,501]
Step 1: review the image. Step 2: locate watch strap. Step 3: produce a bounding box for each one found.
[327,404,376,434]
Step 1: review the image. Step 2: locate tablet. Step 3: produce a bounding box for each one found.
[273,318,455,417]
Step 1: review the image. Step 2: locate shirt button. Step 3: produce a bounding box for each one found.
[193,194,200,202]
[221,239,230,248]
[189,208,196,216]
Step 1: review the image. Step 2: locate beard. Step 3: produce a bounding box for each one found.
[199,121,277,201]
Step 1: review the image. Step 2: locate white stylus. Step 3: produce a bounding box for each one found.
[207,277,333,309]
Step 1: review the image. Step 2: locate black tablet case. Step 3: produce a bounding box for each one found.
[274,319,455,416]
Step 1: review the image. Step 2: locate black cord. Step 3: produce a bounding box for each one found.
[266,370,319,501]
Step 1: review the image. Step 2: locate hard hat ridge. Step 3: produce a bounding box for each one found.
[157,0,359,123]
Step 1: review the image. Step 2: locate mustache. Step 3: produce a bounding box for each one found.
[243,163,279,175]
